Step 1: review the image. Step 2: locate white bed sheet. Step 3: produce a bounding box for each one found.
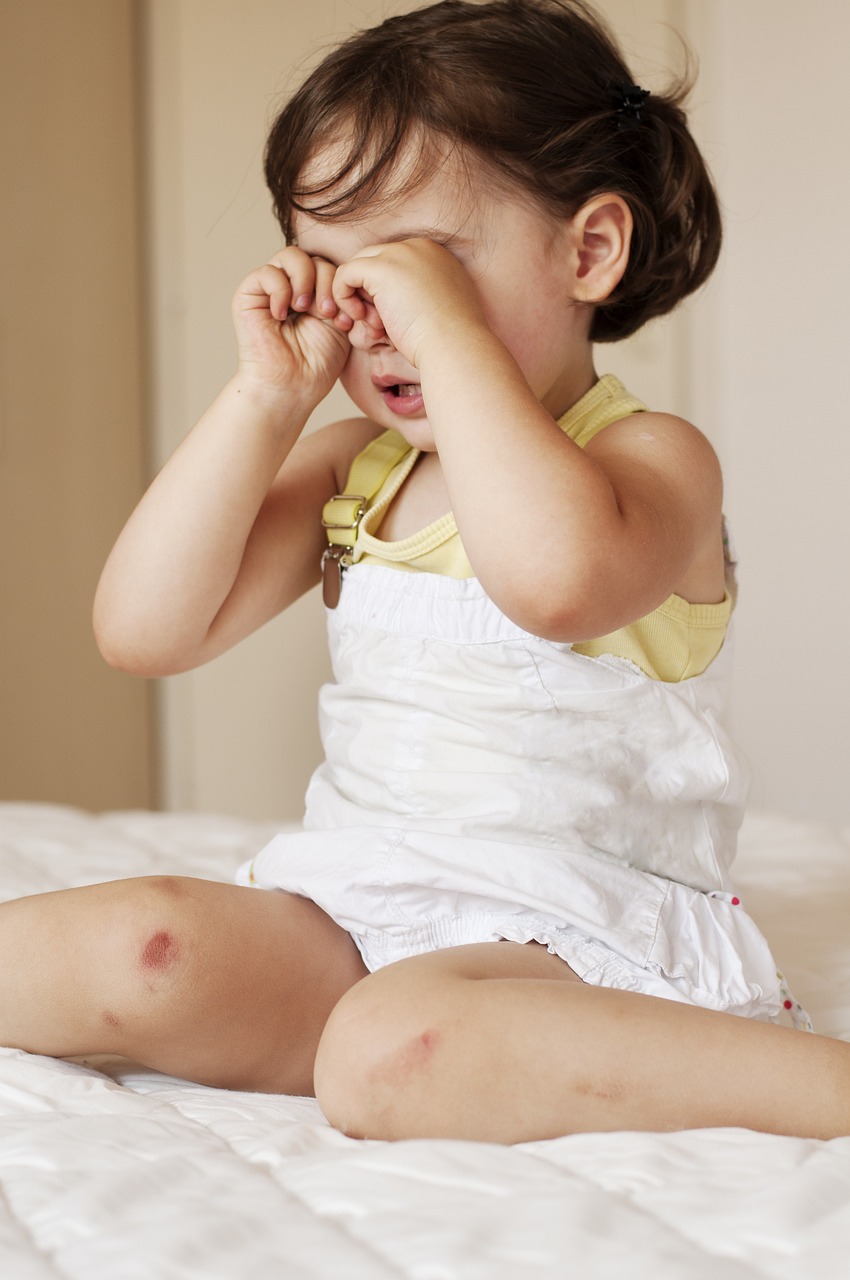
[1,803,849,1278]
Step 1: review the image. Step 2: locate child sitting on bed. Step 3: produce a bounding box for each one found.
[3,0,849,1142]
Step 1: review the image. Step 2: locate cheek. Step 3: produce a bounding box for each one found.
[479,279,543,353]
[490,317,544,381]
[339,352,375,413]
[482,288,567,389]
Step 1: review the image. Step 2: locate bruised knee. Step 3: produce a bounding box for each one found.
[139,926,180,973]
[0,875,205,1056]
[92,877,201,1024]
[313,968,455,1140]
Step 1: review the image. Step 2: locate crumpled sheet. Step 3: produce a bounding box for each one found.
[1,803,849,1279]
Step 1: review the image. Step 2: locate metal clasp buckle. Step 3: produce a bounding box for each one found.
[320,545,352,609]
[321,494,367,608]
[322,494,366,531]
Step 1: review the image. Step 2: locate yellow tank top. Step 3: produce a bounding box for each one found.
[343,375,733,682]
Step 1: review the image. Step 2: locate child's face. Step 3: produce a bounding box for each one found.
[291,146,587,450]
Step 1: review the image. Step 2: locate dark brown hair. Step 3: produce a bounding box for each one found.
[264,0,721,342]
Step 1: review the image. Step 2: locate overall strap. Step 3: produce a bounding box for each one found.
[321,430,412,607]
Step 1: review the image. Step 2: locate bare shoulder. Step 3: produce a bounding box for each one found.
[584,410,719,464]
[582,411,724,607]
[290,416,386,494]
[583,410,722,512]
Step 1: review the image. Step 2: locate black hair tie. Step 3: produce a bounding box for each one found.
[613,82,650,127]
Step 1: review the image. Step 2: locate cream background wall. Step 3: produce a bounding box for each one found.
[0,0,152,810]
[678,2,850,820]
[138,1,849,824]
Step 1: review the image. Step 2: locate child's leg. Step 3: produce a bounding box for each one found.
[0,877,366,1094]
[314,942,850,1142]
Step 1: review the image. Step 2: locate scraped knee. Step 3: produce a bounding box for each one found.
[93,876,202,1019]
[313,967,453,1141]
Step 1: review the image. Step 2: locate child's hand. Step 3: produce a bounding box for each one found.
[331,239,486,370]
[233,248,352,402]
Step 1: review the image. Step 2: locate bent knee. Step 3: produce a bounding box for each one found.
[85,876,206,1014]
[314,967,460,1140]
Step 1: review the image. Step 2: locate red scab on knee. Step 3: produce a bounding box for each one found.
[376,1028,441,1086]
[102,1011,122,1030]
[417,1030,438,1059]
[140,930,179,971]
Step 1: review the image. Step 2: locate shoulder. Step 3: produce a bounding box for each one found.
[294,416,386,493]
[583,411,722,510]
[585,409,718,461]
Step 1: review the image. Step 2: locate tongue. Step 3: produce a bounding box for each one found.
[398,384,420,397]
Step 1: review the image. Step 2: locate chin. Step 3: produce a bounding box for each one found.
[391,419,437,452]
[361,402,435,450]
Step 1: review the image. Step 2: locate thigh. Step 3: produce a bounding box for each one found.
[396,940,585,984]
[0,877,368,1094]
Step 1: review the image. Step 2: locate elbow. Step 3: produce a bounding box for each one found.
[93,576,190,677]
[92,604,132,675]
[482,563,631,644]
[92,581,133,673]
[94,622,160,679]
[507,600,592,645]
[93,606,185,679]
[481,588,579,644]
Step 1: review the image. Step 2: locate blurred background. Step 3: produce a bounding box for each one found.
[1,0,847,824]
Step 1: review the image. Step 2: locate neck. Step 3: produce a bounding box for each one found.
[545,350,599,423]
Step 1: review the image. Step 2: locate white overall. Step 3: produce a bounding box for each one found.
[239,563,787,1022]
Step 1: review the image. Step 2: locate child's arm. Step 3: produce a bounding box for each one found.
[94,251,373,677]
[333,239,723,642]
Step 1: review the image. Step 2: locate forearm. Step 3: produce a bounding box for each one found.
[419,332,641,637]
[94,375,314,675]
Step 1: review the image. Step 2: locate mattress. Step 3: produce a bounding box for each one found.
[1,802,849,1278]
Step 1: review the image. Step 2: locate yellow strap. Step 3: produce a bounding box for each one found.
[323,495,367,548]
[322,430,412,550]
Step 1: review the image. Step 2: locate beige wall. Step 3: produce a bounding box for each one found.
[0,0,152,809]
[677,2,850,821]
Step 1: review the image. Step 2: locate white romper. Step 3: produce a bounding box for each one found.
[239,382,792,1025]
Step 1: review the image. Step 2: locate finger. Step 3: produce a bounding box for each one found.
[234,264,291,323]
[237,263,299,323]
[312,258,340,320]
[331,262,369,324]
[359,298,386,335]
[264,247,320,317]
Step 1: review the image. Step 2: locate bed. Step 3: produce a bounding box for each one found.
[1,802,849,1278]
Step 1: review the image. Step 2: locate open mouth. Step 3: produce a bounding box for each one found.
[378,383,425,416]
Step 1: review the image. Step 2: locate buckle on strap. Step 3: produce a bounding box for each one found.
[322,494,366,537]
[321,493,367,608]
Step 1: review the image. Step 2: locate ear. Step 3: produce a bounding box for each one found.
[567,194,632,304]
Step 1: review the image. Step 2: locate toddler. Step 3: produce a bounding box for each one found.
[2,0,847,1143]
